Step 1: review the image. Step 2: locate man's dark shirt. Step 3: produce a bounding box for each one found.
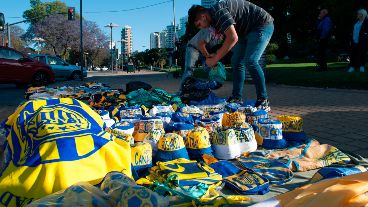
[209,0,273,35]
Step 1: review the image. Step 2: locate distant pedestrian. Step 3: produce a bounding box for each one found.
[188,0,274,111]
[347,9,368,73]
[316,8,332,71]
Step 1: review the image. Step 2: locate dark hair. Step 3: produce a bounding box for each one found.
[188,5,207,25]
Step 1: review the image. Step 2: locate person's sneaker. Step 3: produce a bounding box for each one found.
[360,66,365,72]
[347,67,355,73]
[255,98,271,112]
[227,96,243,104]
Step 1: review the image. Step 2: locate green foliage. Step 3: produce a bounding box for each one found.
[252,0,367,58]
[132,48,168,68]
[265,42,279,64]
[23,0,69,24]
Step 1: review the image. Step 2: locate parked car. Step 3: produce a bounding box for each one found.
[101,66,108,71]
[0,46,55,87]
[29,54,87,80]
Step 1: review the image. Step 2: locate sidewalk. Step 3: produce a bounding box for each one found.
[1,70,367,156]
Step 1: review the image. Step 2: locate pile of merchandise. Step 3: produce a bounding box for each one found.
[0,81,367,207]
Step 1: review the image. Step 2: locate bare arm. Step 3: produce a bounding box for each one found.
[215,25,238,60]
[198,40,210,58]
[206,25,238,67]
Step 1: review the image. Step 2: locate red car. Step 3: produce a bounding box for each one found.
[0,46,55,87]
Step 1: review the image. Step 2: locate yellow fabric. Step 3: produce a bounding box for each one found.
[276,172,368,207]
[276,115,303,132]
[106,128,134,145]
[264,140,351,172]
[131,142,152,167]
[158,133,186,151]
[199,182,251,206]
[254,131,264,146]
[157,159,214,180]
[202,154,219,165]
[0,98,131,207]
[186,127,211,149]
[222,112,246,128]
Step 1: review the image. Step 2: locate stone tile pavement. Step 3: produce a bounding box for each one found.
[1,70,367,157]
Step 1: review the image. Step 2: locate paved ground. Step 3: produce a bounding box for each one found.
[1,70,368,157]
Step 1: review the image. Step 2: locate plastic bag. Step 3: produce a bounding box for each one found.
[27,182,113,207]
[209,62,227,84]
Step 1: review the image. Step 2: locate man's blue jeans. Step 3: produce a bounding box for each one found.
[231,23,274,100]
[180,46,210,90]
[181,46,202,85]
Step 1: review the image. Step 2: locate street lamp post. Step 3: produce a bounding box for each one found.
[84,52,89,70]
[105,23,119,72]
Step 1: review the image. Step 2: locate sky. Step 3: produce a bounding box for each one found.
[1,0,200,51]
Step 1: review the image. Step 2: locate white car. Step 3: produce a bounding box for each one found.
[94,67,101,71]
[102,66,108,71]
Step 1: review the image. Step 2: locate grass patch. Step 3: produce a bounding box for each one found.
[179,62,368,90]
[265,62,368,90]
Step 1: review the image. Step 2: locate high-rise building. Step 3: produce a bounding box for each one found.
[121,25,133,61]
[160,30,167,49]
[178,16,188,38]
[201,0,217,8]
[150,32,160,49]
[165,23,179,49]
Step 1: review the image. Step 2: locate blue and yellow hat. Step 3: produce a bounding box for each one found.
[143,129,165,156]
[120,116,142,125]
[196,117,221,135]
[212,129,241,159]
[209,110,226,125]
[246,109,268,126]
[180,105,204,117]
[185,127,213,160]
[222,111,246,129]
[156,112,172,128]
[165,122,195,140]
[257,118,287,149]
[133,117,164,142]
[171,112,194,124]
[233,124,258,154]
[198,104,226,117]
[225,102,241,113]
[112,121,135,135]
[156,133,189,162]
[119,106,142,118]
[149,104,175,116]
[276,115,308,144]
[107,127,135,145]
[131,142,153,175]
[97,109,116,128]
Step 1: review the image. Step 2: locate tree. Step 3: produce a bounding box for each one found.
[0,25,29,52]
[82,21,110,67]
[23,0,69,24]
[32,14,79,57]
[10,26,28,53]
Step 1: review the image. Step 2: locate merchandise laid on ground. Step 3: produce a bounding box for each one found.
[0,81,367,207]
